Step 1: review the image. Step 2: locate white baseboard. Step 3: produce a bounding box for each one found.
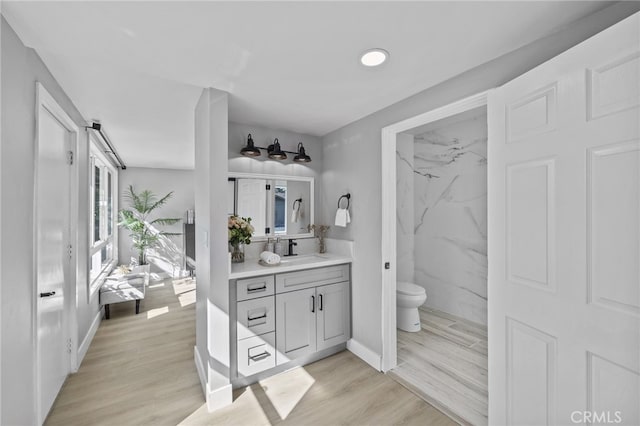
[77,308,102,368]
[347,339,381,371]
[193,346,233,412]
[206,383,233,412]
[194,346,207,396]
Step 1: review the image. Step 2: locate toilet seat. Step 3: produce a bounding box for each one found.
[397,281,425,296]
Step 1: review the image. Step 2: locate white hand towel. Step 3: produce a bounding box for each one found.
[290,206,300,223]
[346,209,351,224]
[335,208,348,227]
[260,251,281,265]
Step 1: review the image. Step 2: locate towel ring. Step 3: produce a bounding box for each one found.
[338,193,351,209]
[293,198,302,209]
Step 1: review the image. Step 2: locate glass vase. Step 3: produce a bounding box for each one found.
[230,242,245,263]
[318,236,327,254]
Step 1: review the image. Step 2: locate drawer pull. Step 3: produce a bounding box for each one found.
[248,313,267,321]
[247,285,267,293]
[249,351,270,362]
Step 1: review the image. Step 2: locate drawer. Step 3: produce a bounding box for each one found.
[276,264,350,293]
[237,296,275,340]
[237,332,276,377]
[236,275,275,301]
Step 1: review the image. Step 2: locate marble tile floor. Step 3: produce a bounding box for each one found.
[388,307,488,426]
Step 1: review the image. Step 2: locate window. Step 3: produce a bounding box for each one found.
[89,135,118,290]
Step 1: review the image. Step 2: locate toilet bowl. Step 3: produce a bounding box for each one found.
[396,281,427,332]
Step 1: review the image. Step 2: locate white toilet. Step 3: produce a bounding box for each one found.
[396,281,427,332]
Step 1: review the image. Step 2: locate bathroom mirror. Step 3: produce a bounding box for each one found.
[228,173,314,239]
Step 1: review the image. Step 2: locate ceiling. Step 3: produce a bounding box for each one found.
[2,1,612,169]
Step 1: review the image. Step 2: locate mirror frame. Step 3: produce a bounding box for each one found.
[228,172,315,240]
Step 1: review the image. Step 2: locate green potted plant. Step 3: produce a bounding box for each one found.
[118,185,181,265]
[228,215,254,263]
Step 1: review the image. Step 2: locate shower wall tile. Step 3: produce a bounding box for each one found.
[413,115,487,325]
[396,133,415,283]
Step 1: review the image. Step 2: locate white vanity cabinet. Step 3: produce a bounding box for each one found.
[231,262,350,384]
[275,281,350,364]
[235,276,277,377]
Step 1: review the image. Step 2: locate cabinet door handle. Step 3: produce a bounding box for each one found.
[247,285,267,293]
[249,351,270,362]
[319,294,323,311]
[40,291,56,298]
[248,313,267,321]
[311,295,315,313]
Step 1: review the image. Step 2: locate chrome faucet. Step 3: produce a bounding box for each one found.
[285,239,298,257]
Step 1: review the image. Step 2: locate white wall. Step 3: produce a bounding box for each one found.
[321,2,640,357]
[413,114,488,325]
[0,10,4,422]
[194,88,232,410]
[118,167,194,276]
[1,18,97,425]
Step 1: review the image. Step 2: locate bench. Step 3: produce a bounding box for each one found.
[100,265,150,319]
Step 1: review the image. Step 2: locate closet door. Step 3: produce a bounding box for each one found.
[488,12,639,425]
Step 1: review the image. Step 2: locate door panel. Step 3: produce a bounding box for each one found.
[316,282,350,351]
[236,178,267,237]
[275,287,316,363]
[488,13,640,425]
[36,103,71,422]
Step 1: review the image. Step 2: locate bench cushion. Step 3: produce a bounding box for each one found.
[99,265,149,306]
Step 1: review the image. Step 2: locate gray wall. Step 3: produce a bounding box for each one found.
[118,167,194,276]
[321,2,640,356]
[1,18,97,425]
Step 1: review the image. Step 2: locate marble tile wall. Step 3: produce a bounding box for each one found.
[396,133,415,283]
[396,112,487,325]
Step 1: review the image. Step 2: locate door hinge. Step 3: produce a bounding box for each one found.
[67,150,74,165]
[68,244,73,260]
[384,262,390,270]
[266,184,271,190]
[67,338,72,354]
[265,227,271,234]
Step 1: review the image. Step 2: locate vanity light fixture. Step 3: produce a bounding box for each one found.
[240,134,261,157]
[240,134,312,162]
[267,139,287,160]
[293,142,312,163]
[360,48,389,67]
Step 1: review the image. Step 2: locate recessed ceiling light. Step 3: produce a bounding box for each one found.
[360,48,389,67]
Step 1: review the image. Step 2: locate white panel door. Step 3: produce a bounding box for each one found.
[488,13,640,425]
[275,288,316,363]
[236,178,267,237]
[316,282,350,351]
[35,86,74,424]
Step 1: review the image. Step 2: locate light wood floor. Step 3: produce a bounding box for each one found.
[389,308,488,426]
[46,277,455,426]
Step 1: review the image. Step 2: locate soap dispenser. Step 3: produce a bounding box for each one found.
[264,238,274,253]
[274,237,283,256]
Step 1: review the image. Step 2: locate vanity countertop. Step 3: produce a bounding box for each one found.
[229,253,352,280]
